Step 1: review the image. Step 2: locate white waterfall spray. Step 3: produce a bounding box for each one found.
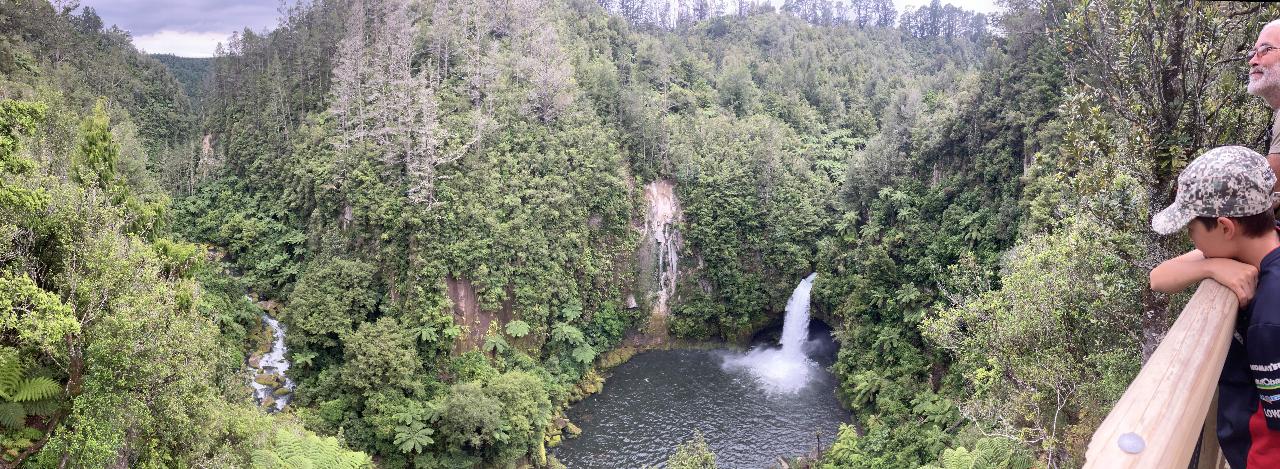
[723,273,818,394]
[779,272,817,358]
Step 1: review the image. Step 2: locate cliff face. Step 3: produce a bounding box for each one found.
[444,179,684,352]
[446,275,518,353]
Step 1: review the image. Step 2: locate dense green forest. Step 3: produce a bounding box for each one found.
[150,54,212,108]
[0,0,1276,467]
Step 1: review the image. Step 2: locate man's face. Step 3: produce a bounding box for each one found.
[1249,25,1280,101]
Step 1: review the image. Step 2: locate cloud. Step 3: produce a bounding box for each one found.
[132,30,233,58]
[79,0,281,36]
[894,0,1005,14]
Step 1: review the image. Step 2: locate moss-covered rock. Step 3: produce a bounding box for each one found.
[596,346,636,369]
[575,370,605,396]
[273,387,291,397]
[546,455,566,469]
[564,422,581,438]
[255,373,281,388]
[253,323,274,355]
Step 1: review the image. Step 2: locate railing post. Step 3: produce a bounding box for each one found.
[1188,391,1225,469]
[1084,280,1237,469]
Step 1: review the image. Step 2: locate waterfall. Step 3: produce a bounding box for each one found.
[722,273,819,394]
[779,272,817,358]
[646,180,680,320]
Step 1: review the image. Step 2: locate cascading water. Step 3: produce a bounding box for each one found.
[722,272,819,394]
[779,272,817,358]
[249,313,294,412]
[644,180,681,322]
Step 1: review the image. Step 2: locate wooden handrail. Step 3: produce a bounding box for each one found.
[1084,280,1236,469]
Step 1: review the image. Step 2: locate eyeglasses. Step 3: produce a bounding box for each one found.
[1248,44,1280,61]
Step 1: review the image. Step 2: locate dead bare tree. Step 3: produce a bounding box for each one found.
[331,0,486,207]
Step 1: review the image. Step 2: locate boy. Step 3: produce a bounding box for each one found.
[1150,145,1280,468]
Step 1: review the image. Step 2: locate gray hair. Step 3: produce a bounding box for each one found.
[1267,19,1280,31]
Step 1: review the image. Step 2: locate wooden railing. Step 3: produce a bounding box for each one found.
[1084,280,1237,468]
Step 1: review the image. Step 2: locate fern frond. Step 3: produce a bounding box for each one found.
[0,401,26,428]
[571,344,596,364]
[560,303,582,321]
[551,323,584,345]
[250,449,284,469]
[940,447,975,469]
[394,422,434,453]
[274,429,304,461]
[282,455,314,469]
[13,377,60,402]
[0,348,22,400]
[483,335,508,354]
[339,452,373,469]
[22,398,58,416]
[504,320,530,338]
[306,435,340,467]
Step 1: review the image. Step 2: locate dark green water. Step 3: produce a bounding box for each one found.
[553,324,850,468]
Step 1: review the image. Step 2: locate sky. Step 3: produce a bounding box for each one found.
[80,0,1004,58]
[896,0,1003,15]
[79,0,282,57]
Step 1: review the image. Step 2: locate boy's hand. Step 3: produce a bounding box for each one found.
[1205,258,1260,308]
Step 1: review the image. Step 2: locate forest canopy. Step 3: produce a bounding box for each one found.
[0,0,1274,467]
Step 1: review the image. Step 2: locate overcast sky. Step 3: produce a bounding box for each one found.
[80,0,1004,58]
[78,0,281,57]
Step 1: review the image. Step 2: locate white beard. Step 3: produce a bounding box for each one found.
[1249,65,1280,103]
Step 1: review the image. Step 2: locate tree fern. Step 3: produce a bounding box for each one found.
[394,421,434,453]
[415,325,439,342]
[273,429,305,461]
[13,377,60,402]
[257,427,373,469]
[560,303,582,321]
[0,347,61,429]
[941,447,976,469]
[338,452,373,469]
[20,396,57,416]
[0,402,24,428]
[571,344,596,364]
[971,437,1034,469]
[250,449,285,469]
[922,438,1034,469]
[282,455,314,469]
[504,320,530,338]
[483,335,508,354]
[292,351,316,368]
[302,434,338,466]
[551,323,584,345]
[0,349,21,400]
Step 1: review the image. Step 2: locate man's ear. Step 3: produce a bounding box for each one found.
[1219,216,1238,239]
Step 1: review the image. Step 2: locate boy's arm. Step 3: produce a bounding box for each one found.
[1150,249,1258,308]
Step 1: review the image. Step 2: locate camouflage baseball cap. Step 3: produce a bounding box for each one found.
[1152,146,1280,235]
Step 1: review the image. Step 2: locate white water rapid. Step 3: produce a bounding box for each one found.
[249,314,294,412]
[723,272,819,394]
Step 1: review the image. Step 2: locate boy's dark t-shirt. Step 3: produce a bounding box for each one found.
[1219,244,1280,468]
